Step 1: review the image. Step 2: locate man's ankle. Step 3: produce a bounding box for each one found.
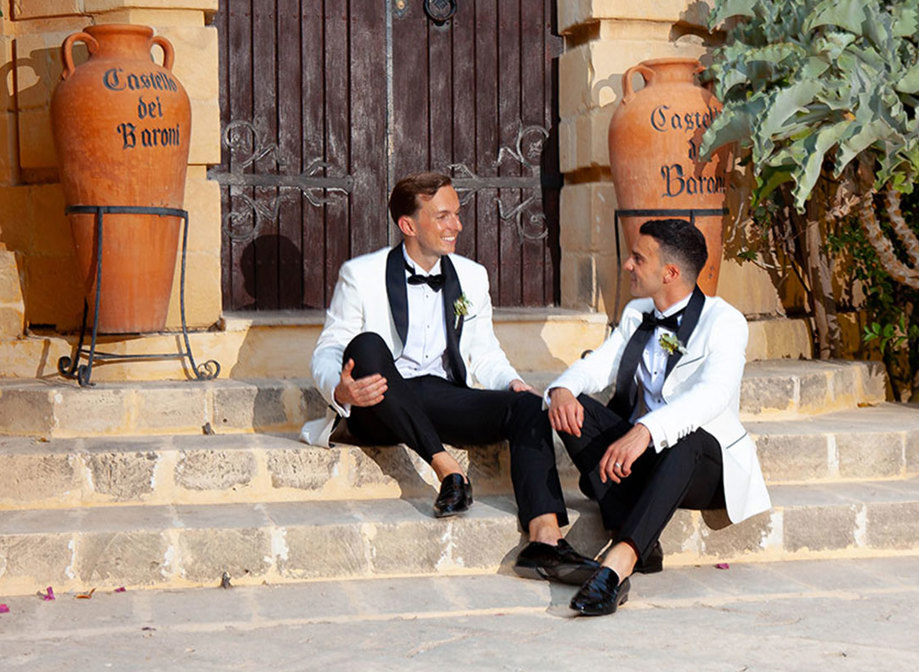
[528,514,562,545]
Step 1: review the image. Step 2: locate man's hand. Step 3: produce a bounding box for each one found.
[598,423,651,484]
[509,379,538,395]
[333,359,387,407]
[548,387,584,437]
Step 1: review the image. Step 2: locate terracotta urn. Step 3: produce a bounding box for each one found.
[51,24,191,333]
[608,58,730,295]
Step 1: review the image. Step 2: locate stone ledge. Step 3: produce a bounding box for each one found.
[0,360,891,439]
[2,405,919,510]
[2,478,918,595]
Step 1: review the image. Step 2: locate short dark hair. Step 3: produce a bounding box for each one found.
[639,218,708,281]
[388,172,453,225]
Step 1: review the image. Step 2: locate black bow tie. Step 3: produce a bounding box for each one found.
[405,263,445,291]
[640,309,683,332]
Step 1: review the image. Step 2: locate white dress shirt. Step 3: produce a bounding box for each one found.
[635,292,693,444]
[395,250,450,381]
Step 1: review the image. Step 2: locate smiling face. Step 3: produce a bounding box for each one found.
[399,185,462,270]
[623,234,668,299]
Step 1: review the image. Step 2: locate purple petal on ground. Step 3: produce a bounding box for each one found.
[0,604,9,614]
[715,563,730,570]
[114,587,127,593]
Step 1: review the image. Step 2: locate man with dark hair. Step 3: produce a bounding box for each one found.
[539,218,771,616]
[302,172,599,583]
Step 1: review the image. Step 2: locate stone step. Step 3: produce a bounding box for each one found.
[0,359,888,440]
[2,404,917,511]
[1,477,917,596]
[0,312,808,382]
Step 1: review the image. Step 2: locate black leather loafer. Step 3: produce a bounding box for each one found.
[433,473,473,518]
[569,566,631,616]
[513,538,601,585]
[633,540,663,574]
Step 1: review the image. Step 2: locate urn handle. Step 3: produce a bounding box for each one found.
[620,63,656,105]
[60,32,99,80]
[151,35,176,71]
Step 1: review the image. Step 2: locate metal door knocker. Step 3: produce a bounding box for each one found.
[424,0,457,25]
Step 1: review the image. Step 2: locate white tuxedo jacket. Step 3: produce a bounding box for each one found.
[302,245,521,446]
[548,294,771,526]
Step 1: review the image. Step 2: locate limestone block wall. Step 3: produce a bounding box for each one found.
[0,1,220,335]
[555,0,784,319]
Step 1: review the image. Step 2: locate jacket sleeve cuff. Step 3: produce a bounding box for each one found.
[636,415,668,453]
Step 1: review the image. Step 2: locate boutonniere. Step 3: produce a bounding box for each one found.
[659,332,687,355]
[453,294,471,329]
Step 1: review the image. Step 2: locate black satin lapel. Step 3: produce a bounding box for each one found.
[608,320,654,418]
[385,244,409,347]
[665,285,706,377]
[440,256,468,386]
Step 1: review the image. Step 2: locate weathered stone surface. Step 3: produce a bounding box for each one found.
[457,444,508,492]
[268,448,341,491]
[836,432,904,479]
[907,431,919,475]
[447,517,524,570]
[860,360,890,402]
[74,531,169,586]
[797,372,830,411]
[54,387,131,435]
[300,387,328,422]
[350,446,434,495]
[865,501,919,550]
[700,511,774,557]
[0,452,76,504]
[0,387,54,437]
[279,524,370,579]
[0,533,74,586]
[134,387,208,432]
[784,505,858,552]
[86,451,157,500]
[175,450,256,491]
[178,528,272,583]
[740,376,795,415]
[659,509,697,555]
[753,433,830,482]
[368,520,457,575]
[213,384,282,431]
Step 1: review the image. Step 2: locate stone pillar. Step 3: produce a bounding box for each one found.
[555,0,783,319]
[0,1,220,335]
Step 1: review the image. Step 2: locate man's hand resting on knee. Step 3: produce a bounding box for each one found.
[598,424,650,484]
[548,387,584,437]
[334,359,388,407]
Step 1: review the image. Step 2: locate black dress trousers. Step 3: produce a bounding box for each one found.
[341,332,569,528]
[559,394,725,562]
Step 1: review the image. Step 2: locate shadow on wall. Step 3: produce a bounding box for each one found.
[227,234,314,379]
[1,43,86,331]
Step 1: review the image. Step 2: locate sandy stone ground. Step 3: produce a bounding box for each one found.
[1,556,918,671]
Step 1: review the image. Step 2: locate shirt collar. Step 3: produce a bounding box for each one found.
[655,292,692,319]
[403,247,442,276]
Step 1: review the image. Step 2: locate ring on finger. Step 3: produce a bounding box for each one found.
[614,462,622,469]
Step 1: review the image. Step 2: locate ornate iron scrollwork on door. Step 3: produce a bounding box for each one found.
[208,120,353,241]
[424,0,457,25]
[447,123,557,242]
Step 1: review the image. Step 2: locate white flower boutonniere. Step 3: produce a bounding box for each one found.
[659,332,687,355]
[453,294,471,329]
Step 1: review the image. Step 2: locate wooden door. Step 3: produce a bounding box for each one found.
[211,0,562,310]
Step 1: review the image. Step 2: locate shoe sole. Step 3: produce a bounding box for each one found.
[571,580,631,616]
[513,562,599,586]
[433,507,470,518]
[572,591,629,616]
